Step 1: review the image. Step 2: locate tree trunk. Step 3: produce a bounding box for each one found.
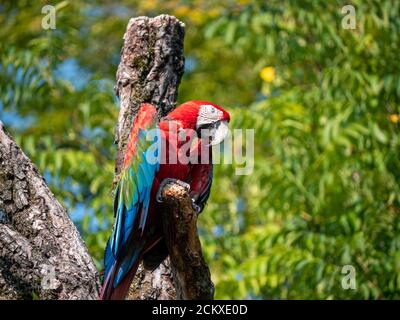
[0,123,100,300]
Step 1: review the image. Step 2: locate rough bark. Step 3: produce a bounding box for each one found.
[0,123,100,300]
[160,184,214,299]
[114,15,214,299]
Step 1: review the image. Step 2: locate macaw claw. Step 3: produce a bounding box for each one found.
[191,198,202,214]
[156,178,191,203]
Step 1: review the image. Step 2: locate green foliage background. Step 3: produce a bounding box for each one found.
[1,0,399,299]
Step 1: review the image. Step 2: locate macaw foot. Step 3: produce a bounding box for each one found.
[156,178,190,203]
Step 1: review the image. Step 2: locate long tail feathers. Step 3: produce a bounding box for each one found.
[100,259,141,300]
[100,237,140,300]
[99,263,115,300]
[100,235,163,300]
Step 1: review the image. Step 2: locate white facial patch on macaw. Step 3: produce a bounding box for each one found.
[196,104,223,129]
[196,104,228,146]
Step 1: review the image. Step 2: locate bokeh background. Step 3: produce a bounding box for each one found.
[1,0,400,299]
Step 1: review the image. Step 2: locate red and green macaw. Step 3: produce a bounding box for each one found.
[100,101,230,300]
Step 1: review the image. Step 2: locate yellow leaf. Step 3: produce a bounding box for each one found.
[260,66,276,83]
[140,2,158,10]
[389,114,399,123]
[174,6,190,17]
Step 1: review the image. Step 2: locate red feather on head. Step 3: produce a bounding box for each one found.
[166,100,230,129]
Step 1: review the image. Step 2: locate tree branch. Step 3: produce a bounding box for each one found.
[114,15,214,300]
[160,184,214,299]
[0,123,100,300]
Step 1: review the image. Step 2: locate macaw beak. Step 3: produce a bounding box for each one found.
[210,120,229,146]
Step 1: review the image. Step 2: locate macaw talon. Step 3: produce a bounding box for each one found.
[156,178,191,203]
[191,198,202,214]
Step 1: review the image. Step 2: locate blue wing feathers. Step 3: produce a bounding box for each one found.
[103,116,160,289]
[104,238,114,276]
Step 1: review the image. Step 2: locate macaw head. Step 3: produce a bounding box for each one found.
[166,100,230,145]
